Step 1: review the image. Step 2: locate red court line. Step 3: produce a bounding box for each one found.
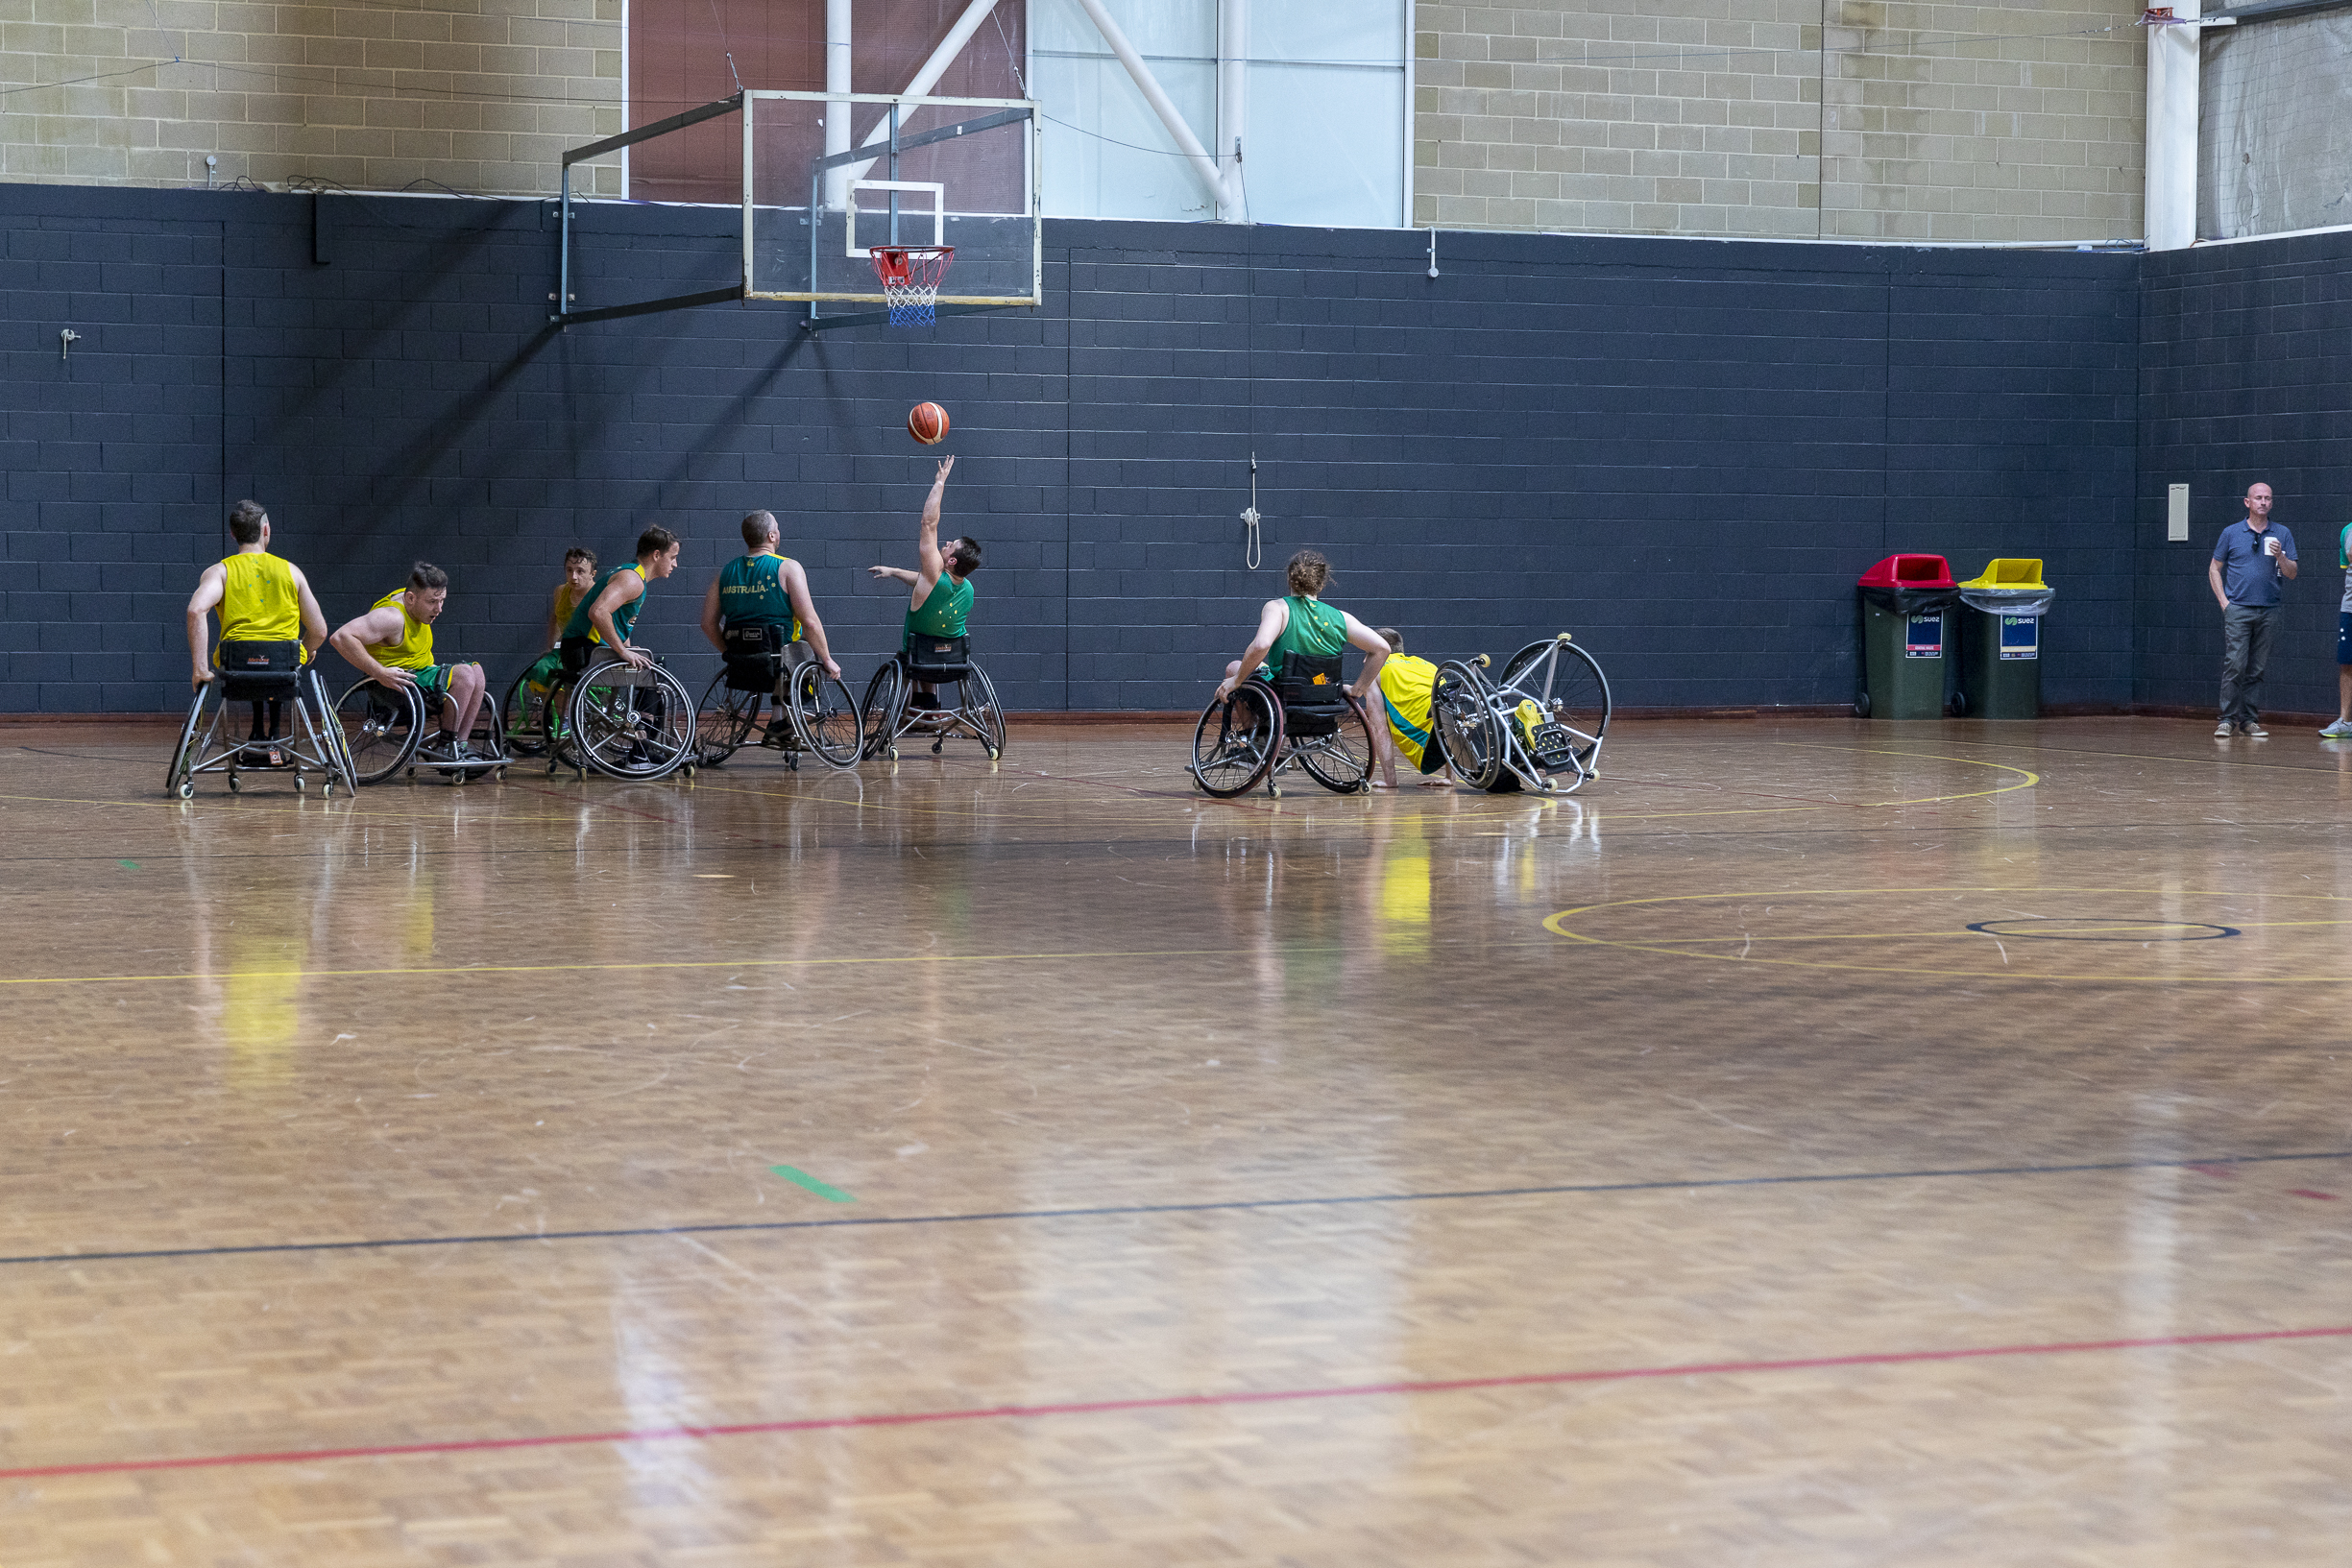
[5,1323,2347,1483]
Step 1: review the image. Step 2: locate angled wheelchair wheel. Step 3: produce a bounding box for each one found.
[788,666,864,770]
[1189,683,1281,798]
[1297,695,1375,794]
[1432,661,1505,792]
[1499,637,1611,773]
[498,665,554,758]
[166,684,213,796]
[861,661,907,760]
[304,669,361,795]
[334,677,425,785]
[569,659,696,780]
[968,666,1007,760]
[693,668,763,767]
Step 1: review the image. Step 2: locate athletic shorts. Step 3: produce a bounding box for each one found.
[400,663,469,698]
[2338,613,2352,667]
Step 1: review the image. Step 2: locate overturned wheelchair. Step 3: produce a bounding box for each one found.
[1186,652,1375,799]
[861,635,1007,761]
[1429,634,1611,793]
[692,624,863,770]
[167,641,358,798]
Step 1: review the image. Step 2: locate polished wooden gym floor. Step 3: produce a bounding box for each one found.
[4,715,2350,1565]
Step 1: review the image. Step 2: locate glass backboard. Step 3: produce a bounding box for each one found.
[745,90,1041,308]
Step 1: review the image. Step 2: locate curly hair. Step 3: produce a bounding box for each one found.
[1285,550,1329,597]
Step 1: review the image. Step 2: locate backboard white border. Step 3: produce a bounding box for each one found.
[847,181,945,255]
[741,89,1042,308]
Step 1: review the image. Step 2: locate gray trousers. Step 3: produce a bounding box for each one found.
[2219,602,2278,726]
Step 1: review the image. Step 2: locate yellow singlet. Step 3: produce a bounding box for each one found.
[365,588,435,671]
[552,582,600,644]
[216,552,301,643]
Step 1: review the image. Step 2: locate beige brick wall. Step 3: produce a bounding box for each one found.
[0,0,624,197]
[1416,0,2146,243]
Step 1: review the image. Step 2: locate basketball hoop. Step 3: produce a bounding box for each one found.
[870,246,956,328]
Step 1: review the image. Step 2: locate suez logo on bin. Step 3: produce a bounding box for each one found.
[1904,615,1944,659]
[1999,615,2039,662]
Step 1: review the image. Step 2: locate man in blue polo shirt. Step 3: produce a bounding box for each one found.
[2208,481,2296,738]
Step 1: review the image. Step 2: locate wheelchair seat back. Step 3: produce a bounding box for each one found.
[214,639,303,699]
[1273,653,1347,736]
[907,634,972,680]
[721,622,789,691]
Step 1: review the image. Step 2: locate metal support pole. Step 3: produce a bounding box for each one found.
[1215,0,1247,223]
[825,0,853,209]
[1072,0,1229,212]
[888,102,902,244]
[557,163,572,324]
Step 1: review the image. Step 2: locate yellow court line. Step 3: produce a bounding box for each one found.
[1635,923,2238,946]
[0,790,592,828]
[1543,885,2352,983]
[0,941,1478,991]
[1583,746,2040,823]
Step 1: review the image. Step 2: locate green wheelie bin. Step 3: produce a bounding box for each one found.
[1855,554,1959,719]
[1954,558,2054,719]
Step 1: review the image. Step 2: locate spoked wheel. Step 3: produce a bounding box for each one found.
[861,661,907,760]
[166,685,213,796]
[1189,682,1282,798]
[1297,694,1376,793]
[1497,637,1611,774]
[543,674,581,773]
[305,670,361,795]
[1432,661,1505,792]
[499,663,555,758]
[788,665,865,770]
[694,669,764,767]
[967,667,1007,760]
[568,660,697,781]
[334,677,425,785]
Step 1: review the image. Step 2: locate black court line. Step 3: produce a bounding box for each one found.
[7,1149,2345,1270]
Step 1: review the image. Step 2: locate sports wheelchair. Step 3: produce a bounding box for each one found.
[541,639,698,783]
[166,641,358,798]
[497,654,562,760]
[1429,634,1611,793]
[1187,652,1376,799]
[860,634,1006,761]
[331,669,508,786]
[691,624,862,770]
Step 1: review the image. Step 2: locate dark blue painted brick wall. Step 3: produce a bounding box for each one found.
[0,182,2139,713]
[2136,230,2352,717]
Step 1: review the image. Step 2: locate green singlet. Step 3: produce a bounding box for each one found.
[904,573,973,647]
[562,566,646,644]
[717,551,803,640]
[1266,594,1346,679]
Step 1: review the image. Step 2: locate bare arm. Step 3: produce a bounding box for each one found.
[912,456,954,609]
[2209,557,2228,611]
[184,565,226,689]
[781,559,840,679]
[327,605,417,688]
[2280,548,2300,581]
[1340,612,1389,702]
[546,584,569,650]
[590,570,647,667]
[1215,600,1291,701]
[867,565,919,586]
[699,575,725,652]
[288,565,328,655]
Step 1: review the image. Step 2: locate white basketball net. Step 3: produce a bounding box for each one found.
[871,246,956,327]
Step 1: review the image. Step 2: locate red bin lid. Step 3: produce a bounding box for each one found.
[1857,553,1955,589]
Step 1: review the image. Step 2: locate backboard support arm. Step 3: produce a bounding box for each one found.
[553,92,748,327]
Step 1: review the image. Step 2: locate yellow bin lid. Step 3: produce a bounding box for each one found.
[1958,557,2045,591]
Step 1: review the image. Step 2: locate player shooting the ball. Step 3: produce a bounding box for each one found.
[869,457,981,711]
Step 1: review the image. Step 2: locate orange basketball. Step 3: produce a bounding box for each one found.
[908,402,949,445]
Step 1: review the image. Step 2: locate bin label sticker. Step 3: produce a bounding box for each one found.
[1999,615,2039,661]
[1905,615,1944,659]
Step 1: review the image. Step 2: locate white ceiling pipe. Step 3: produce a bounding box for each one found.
[1214,0,1246,221]
[824,0,853,207]
[1070,0,1232,212]
[842,0,1004,176]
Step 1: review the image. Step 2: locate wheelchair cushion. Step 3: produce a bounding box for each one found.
[908,634,971,679]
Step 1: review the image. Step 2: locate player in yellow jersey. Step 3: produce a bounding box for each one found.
[183,498,330,760]
[327,563,490,762]
[1369,629,1456,789]
[544,545,596,651]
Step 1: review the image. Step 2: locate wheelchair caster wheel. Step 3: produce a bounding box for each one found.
[294,774,306,792]
[175,781,194,800]
[932,740,943,754]
[227,773,241,793]
[887,747,899,761]
[1267,784,1281,799]
[985,746,1001,761]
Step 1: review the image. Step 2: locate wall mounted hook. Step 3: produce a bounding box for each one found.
[59,327,80,361]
